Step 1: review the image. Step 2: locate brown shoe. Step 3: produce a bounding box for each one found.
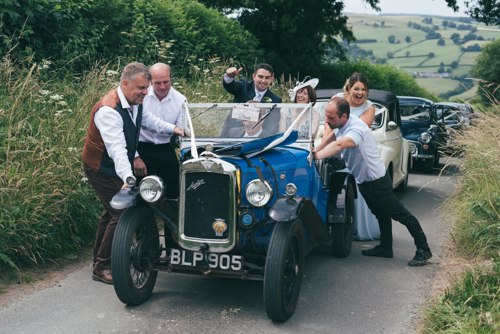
[92,268,113,284]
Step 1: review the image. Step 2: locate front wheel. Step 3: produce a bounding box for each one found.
[264,220,305,322]
[112,206,159,306]
[331,181,354,257]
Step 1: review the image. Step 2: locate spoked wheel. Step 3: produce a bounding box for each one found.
[263,219,305,322]
[331,181,354,257]
[112,206,159,306]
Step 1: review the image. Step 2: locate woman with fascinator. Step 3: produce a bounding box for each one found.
[317,72,380,241]
[279,77,320,138]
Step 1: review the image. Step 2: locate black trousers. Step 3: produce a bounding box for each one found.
[137,142,179,198]
[358,173,428,250]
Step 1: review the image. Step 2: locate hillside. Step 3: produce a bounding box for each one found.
[343,14,499,100]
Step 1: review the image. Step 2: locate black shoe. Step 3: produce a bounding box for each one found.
[361,245,393,258]
[408,247,432,266]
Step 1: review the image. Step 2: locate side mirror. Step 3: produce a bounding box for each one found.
[428,124,438,133]
[387,121,397,130]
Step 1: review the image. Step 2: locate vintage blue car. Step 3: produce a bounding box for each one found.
[109,102,356,322]
[397,96,447,172]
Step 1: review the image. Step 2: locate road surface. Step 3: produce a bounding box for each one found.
[0,163,459,334]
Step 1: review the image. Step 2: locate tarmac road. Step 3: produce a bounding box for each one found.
[0,162,459,334]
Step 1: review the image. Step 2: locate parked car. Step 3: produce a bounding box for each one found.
[434,101,472,130]
[316,89,411,191]
[109,102,357,322]
[397,96,447,172]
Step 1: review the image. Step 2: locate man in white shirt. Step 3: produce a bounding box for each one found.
[82,62,183,284]
[134,63,186,199]
[313,97,432,267]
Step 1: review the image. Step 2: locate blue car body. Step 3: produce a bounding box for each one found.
[109,103,356,322]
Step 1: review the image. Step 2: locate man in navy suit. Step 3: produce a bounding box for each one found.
[221,63,282,137]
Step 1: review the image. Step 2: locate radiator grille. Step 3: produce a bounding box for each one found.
[183,172,231,239]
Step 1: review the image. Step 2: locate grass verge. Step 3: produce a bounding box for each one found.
[421,108,500,333]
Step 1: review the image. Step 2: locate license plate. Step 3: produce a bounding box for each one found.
[169,249,243,272]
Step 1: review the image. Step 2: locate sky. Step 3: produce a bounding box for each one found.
[343,0,467,17]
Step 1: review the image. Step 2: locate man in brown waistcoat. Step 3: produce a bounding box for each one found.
[82,62,183,284]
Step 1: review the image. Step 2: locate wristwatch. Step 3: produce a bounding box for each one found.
[125,176,136,187]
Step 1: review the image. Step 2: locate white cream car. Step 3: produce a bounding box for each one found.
[315,89,412,192]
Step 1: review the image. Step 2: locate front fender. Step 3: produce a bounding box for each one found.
[269,197,330,252]
[110,188,139,210]
[378,144,395,170]
[268,197,303,223]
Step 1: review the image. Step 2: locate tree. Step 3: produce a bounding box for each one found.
[471,39,500,103]
[199,0,357,77]
[405,36,412,43]
[451,33,461,44]
[445,0,499,25]
[199,0,499,76]
[388,35,397,44]
[437,39,446,46]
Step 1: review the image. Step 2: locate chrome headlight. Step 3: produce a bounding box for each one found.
[285,183,297,197]
[245,179,273,207]
[419,132,432,144]
[139,176,165,203]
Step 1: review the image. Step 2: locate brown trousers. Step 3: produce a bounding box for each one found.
[84,165,123,271]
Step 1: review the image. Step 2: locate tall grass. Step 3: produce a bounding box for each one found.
[449,111,500,258]
[0,55,296,274]
[0,57,119,269]
[421,105,500,333]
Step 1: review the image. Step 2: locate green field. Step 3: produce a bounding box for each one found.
[345,14,500,100]
[449,83,478,101]
[416,77,460,96]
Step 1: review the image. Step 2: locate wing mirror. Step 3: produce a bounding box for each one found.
[387,121,397,130]
[428,124,438,133]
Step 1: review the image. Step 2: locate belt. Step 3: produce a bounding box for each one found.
[139,141,170,147]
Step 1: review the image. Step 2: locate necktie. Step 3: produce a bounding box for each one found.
[126,107,135,124]
[255,93,262,102]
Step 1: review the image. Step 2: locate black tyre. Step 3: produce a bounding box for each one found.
[433,149,441,167]
[422,159,434,173]
[112,206,159,306]
[263,220,305,322]
[331,181,354,257]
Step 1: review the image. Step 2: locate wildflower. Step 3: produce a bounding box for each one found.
[50,94,64,101]
[106,70,119,76]
[39,89,50,95]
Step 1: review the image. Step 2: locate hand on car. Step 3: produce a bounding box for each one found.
[133,156,147,177]
[174,126,185,137]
